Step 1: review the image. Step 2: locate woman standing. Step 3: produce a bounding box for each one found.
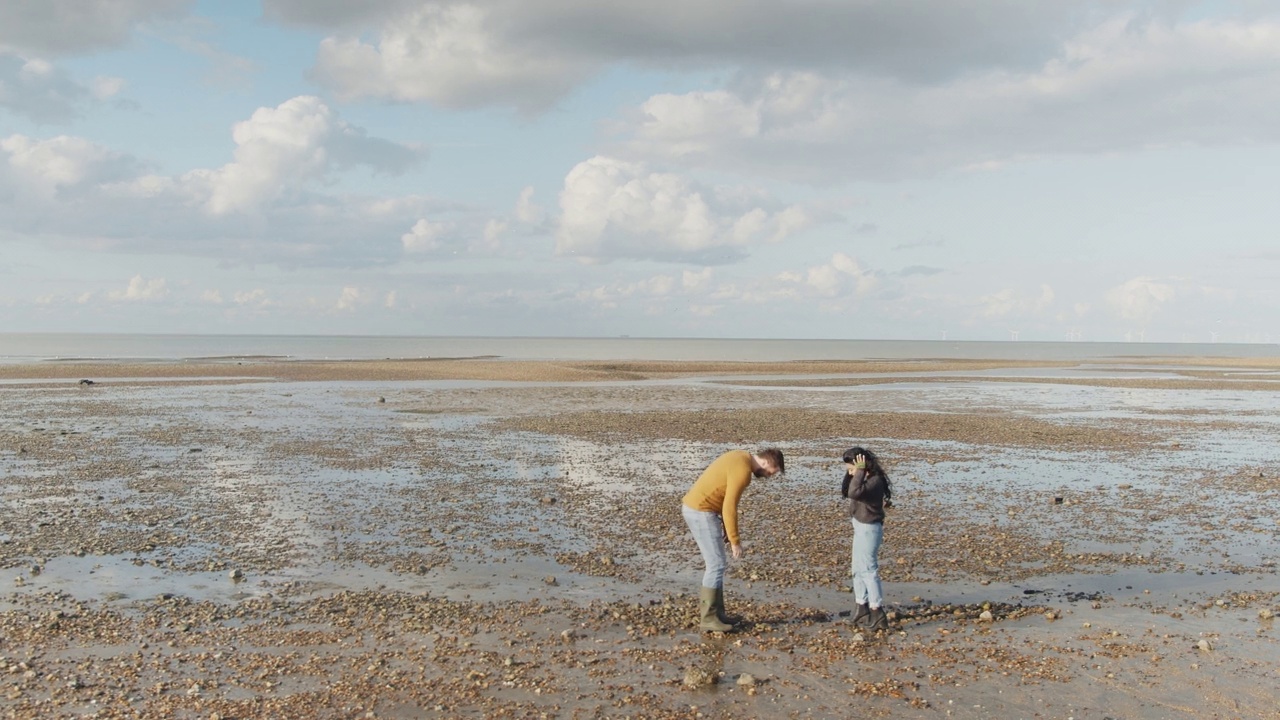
[841,446,892,630]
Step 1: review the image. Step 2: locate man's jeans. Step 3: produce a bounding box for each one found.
[683,505,727,589]
[851,518,884,608]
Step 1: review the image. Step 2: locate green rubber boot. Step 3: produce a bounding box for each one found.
[699,587,732,632]
[714,587,741,627]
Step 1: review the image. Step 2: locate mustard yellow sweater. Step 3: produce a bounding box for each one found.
[682,450,753,545]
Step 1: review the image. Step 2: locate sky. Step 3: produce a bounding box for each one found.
[1,0,1279,342]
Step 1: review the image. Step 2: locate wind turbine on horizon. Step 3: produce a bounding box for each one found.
[1008,329,1020,341]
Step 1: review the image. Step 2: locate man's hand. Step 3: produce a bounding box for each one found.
[731,543,743,560]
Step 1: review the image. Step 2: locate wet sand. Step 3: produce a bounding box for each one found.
[1,357,1277,718]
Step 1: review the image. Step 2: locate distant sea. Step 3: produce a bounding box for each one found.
[1,333,1276,364]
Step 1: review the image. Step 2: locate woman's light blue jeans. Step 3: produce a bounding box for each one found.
[683,504,727,589]
[851,518,884,608]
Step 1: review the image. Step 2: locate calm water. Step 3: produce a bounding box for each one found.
[1,333,1277,363]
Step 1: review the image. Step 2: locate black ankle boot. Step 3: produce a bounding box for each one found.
[851,603,870,626]
[867,606,888,631]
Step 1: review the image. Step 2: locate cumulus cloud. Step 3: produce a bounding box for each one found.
[108,274,167,301]
[401,217,449,254]
[617,17,1280,182]
[0,0,189,57]
[1107,276,1175,322]
[181,95,425,215]
[1,134,143,198]
[336,286,362,310]
[555,155,809,264]
[474,218,507,253]
[0,97,446,267]
[514,185,545,225]
[805,253,876,297]
[234,289,269,306]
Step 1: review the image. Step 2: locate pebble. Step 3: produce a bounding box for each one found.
[683,667,716,688]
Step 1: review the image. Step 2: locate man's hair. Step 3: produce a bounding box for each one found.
[758,447,785,475]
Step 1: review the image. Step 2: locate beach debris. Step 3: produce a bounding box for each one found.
[543,575,558,586]
[1197,639,1213,652]
[229,568,245,582]
[378,397,385,403]
[979,610,994,622]
[1259,608,1274,620]
[78,379,95,386]
[736,673,757,687]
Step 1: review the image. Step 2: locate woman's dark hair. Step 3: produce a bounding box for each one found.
[842,446,892,501]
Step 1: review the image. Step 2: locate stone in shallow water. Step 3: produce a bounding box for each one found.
[683,666,716,688]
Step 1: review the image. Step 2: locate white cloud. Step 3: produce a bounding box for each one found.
[336,286,361,310]
[108,274,167,301]
[0,97,447,267]
[401,217,448,254]
[1107,276,1175,322]
[311,4,585,111]
[90,75,125,100]
[187,95,425,215]
[617,17,1280,183]
[800,253,876,298]
[234,289,268,306]
[384,290,397,308]
[555,155,809,264]
[201,289,223,304]
[473,218,507,253]
[682,268,712,290]
[1,134,142,198]
[515,185,545,225]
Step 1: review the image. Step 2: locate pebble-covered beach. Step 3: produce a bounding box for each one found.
[1,357,1277,718]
